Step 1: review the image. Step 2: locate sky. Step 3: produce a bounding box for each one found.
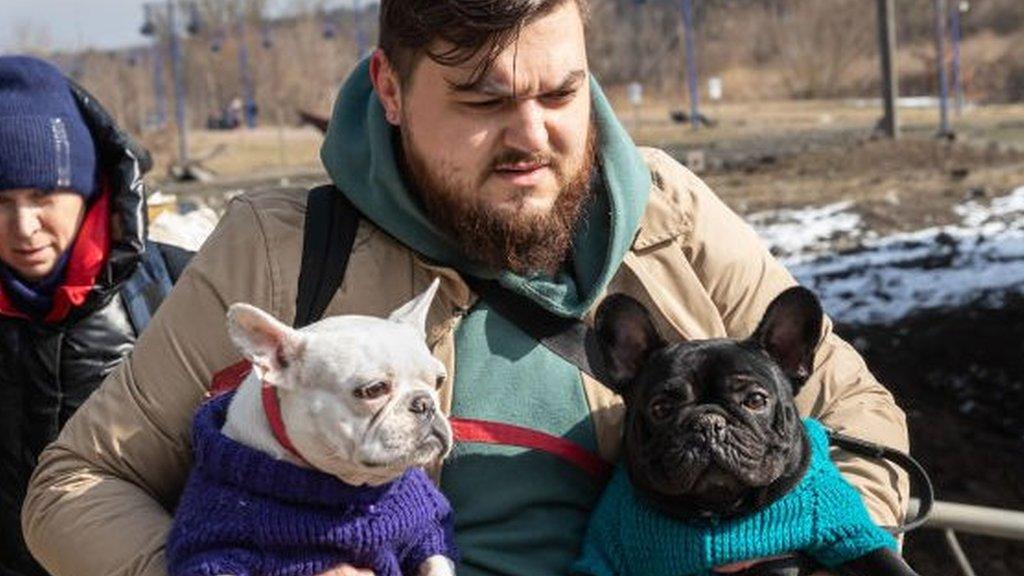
[2,0,157,53]
[0,0,368,54]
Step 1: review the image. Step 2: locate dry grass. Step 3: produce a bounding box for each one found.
[142,125,325,182]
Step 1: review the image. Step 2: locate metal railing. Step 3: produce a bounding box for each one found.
[907,498,1024,575]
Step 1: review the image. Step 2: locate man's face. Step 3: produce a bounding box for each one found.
[372,0,595,274]
[0,189,86,281]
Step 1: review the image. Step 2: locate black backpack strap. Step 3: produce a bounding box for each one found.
[155,241,195,283]
[292,183,610,383]
[122,241,194,335]
[294,185,360,328]
[465,276,612,386]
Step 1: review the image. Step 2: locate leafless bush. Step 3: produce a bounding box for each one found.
[763,0,875,98]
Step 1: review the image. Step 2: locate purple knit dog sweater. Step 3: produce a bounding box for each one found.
[167,392,457,576]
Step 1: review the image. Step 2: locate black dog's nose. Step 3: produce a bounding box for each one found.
[694,413,727,440]
[408,394,436,418]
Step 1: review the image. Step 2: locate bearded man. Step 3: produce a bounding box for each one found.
[23,2,909,576]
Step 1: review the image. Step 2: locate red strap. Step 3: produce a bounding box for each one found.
[209,359,252,396]
[450,417,612,481]
[261,383,310,465]
[208,361,611,480]
[209,360,308,463]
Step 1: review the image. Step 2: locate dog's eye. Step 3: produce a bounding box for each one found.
[354,381,391,400]
[435,375,446,390]
[649,399,674,421]
[742,392,769,411]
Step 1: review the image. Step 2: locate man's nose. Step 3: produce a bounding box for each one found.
[12,207,41,240]
[503,99,549,154]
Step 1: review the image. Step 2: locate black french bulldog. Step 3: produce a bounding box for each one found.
[587,286,919,576]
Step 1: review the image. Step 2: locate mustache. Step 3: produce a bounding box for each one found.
[490,149,555,170]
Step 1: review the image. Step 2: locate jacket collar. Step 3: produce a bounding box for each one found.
[631,153,689,251]
[64,81,151,315]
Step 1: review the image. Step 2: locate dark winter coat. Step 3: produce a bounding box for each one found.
[0,82,191,576]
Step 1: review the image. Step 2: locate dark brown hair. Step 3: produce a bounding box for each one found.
[378,0,589,86]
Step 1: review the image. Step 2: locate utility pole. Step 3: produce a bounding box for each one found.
[876,0,900,138]
[933,0,952,137]
[141,0,201,175]
[681,0,700,129]
[168,1,189,166]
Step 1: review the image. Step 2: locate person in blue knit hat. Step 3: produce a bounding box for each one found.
[0,55,193,576]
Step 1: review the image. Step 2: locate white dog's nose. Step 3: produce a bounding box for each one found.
[408,394,436,418]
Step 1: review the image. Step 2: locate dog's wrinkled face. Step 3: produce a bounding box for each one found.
[595,287,824,520]
[227,279,453,485]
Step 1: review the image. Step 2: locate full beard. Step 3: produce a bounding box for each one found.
[401,120,599,276]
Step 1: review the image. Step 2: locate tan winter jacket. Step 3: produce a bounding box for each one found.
[22,148,909,576]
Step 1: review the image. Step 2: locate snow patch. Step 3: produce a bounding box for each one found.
[747,201,862,260]
[750,187,1024,326]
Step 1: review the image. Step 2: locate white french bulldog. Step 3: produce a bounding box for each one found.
[189,278,456,576]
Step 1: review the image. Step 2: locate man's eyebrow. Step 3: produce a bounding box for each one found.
[447,69,587,97]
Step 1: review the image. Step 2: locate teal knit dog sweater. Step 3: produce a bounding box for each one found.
[573,419,896,576]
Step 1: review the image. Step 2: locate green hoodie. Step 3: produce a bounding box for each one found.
[321,58,651,575]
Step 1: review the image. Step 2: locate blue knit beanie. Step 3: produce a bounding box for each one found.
[0,55,98,200]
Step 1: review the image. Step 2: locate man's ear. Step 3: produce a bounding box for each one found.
[594,294,664,394]
[370,49,402,126]
[749,287,824,383]
[388,278,441,339]
[227,303,306,389]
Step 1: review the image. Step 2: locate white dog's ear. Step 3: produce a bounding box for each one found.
[387,278,441,337]
[227,303,306,388]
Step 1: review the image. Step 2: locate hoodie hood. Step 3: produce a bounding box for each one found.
[321,58,650,318]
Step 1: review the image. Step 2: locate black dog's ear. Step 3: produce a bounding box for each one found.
[750,287,824,383]
[595,294,665,393]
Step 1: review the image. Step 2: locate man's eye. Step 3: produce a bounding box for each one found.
[542,90,575,103]
[463,99,502,110]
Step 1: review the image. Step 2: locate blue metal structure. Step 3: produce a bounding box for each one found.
[152,42,168,127]
[237,16,258,128]
[354,0,368,60]
[949,2,964,115]
[933,0,951,137]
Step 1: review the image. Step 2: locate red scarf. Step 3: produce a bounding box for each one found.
[0,189,111,323]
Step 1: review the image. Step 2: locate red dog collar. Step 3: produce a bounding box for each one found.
[261,383,310,465]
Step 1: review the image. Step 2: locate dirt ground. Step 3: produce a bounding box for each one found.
[841,298,1024,575]
[155,98,1024,574]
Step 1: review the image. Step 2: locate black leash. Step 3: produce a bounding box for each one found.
[462,276,614,385]
[826,429,934,534]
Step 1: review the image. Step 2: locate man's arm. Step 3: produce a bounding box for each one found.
[650,149,909,527]
[22,195,282,576]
